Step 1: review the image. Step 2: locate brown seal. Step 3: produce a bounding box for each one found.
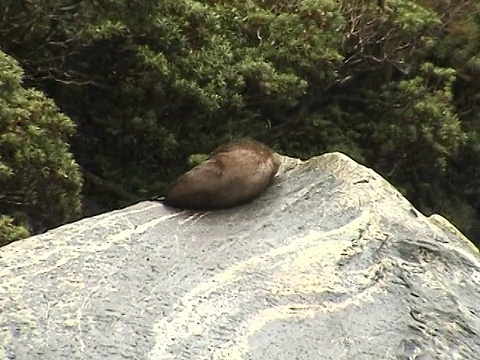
[163,139,282,210]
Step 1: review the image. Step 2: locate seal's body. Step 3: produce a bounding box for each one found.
[163,140,282,210]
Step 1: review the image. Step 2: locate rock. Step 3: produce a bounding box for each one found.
[1,152,479,360]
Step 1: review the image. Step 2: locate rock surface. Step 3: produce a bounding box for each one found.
[1,152,479,360]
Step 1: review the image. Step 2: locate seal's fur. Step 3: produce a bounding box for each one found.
[164,140,281,210]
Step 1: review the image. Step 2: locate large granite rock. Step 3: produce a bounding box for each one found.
[1,152,479,360]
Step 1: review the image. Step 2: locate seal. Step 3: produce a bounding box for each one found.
[163,139,282,210]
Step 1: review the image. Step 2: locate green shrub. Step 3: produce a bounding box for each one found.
[0,51,83,246]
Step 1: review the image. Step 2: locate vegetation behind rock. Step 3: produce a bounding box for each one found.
[0,0,479,246]
[0,51,82,246]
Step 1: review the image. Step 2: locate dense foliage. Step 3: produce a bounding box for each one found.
[0,51,82,246]
[0,0,479,245]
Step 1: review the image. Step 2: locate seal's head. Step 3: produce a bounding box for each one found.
[163,140,281,210]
